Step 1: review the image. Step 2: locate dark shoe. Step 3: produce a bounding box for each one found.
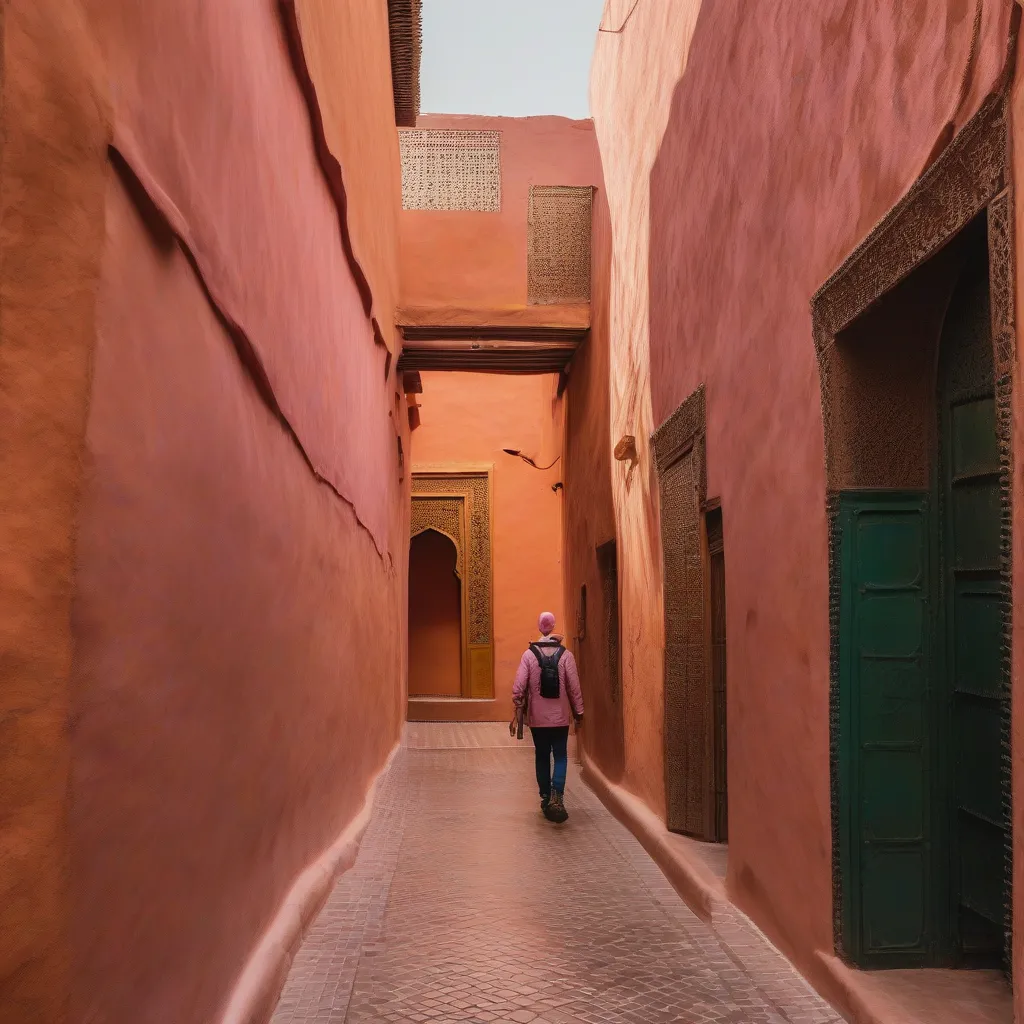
[545,791,568,824]
[540,794,550,813]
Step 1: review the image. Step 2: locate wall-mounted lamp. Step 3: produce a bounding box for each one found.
[613,435,637,463]
[502,448,561,472]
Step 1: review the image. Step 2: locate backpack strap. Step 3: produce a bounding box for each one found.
[530,641,563,662]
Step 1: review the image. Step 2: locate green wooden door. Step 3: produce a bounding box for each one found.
[839,241,1011,970]
[839,492,936,965]
[938,261,1008,963]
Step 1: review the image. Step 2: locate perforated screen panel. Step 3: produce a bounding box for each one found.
[399,130,501,211]
[527,185,593,305]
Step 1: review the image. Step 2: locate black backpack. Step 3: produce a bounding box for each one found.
[529,639,566,699]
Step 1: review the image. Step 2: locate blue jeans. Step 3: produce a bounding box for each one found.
[530,726,569,798]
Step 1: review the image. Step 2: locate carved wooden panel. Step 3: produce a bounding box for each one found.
[652,386,713,839]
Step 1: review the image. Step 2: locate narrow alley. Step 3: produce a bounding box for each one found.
[272,725,840,1024]
[6,2,1024,1024]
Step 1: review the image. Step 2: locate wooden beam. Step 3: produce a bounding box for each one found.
[396,326,586,374]
[400,324,587,344]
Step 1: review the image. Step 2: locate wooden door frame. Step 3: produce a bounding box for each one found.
[812,94,1016,969]
[704,501,728,843]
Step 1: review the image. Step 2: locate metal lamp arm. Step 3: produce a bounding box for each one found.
[523,455,560,471]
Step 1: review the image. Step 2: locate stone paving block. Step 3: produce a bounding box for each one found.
[272,731,843,1024]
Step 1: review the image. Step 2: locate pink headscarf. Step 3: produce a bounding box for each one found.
[538,611,556,636]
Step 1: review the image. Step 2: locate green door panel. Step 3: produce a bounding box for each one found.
[939,269,1007,961]
[951,398,998,477]
[858,660,924,745]
[953,585,1003,698]
[958,816,1005,925]
[950,478,1000,569]
[839,493,934,966]
[956,697,1005,827]
[861,848,927,952]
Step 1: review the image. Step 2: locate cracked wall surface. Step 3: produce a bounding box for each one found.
[1,0,410,1020]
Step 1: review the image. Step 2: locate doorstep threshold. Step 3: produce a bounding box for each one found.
[818,955,1012,1024]
[408,696,493,702]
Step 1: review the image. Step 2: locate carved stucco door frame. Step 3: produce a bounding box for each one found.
[811,93,1016,972]
[410,466,495,699]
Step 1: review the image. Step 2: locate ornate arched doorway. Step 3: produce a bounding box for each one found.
[408,529,463,697]
[409,471,494,702]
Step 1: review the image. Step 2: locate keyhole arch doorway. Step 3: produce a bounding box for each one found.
[408,528,464,698]
[408,472,495,702]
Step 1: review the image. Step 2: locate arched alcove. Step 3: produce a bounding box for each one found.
[408,528,463,697]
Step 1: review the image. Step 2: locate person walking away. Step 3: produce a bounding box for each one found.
[511,612,584,823]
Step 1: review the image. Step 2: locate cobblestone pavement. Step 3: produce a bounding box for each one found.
[272,726,843,1024]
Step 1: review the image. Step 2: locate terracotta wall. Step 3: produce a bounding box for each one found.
[562,180,624,779]
[572,0,1024,1005]
[0,4,110,1020]
[1,1,408,1020]
[583,0,705,818]
[399,113,600,312]
[290,0,402,353]
[411,372,564,721]
[646,0,1011,995]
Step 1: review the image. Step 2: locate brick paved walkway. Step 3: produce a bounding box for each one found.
[271,726,843,1024]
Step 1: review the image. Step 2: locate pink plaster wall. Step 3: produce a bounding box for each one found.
[411,372,565,722]
[648,0,1012,989]
[290,0,402,353]
[562,177,625,780]
[85,0,399,555]
[399,114,601,311]
[61,2,409,1020]
[584,0,705,818]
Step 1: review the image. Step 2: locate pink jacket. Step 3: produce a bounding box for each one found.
[512,637,584,728]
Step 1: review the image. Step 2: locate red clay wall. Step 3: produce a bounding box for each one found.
[399,114,600,311]
[291,0,402,353]
[562,180,624,780]
[584,0,705,819]
[0,1,408,1021]
[408,530,463,697]
[647,0,1012,991]
[411,372,564,721]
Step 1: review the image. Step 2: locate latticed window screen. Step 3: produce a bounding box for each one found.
[399,130,501,211]
[527,185,593,305]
